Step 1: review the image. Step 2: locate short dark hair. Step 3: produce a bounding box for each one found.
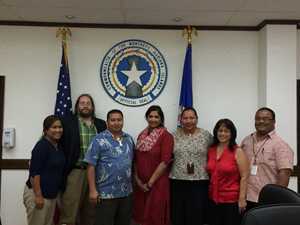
[211,118,237,151]
[256,107,276,121]
[181,107,198,119]
[107,109,123,121]
[74,94,95,118]
[145,105,165,127]
[43,115,61,134]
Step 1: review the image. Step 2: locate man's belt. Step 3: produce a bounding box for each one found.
[73,164,87,170]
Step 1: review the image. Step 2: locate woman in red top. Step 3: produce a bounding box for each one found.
[206,119,249,225]
[133,105,174,225]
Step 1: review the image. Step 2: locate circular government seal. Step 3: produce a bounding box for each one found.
[100,39,168,107]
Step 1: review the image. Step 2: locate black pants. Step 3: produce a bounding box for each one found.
[170,179,209,225]
[246,201,259,211]
[94,195,132,225]
[208,200,241,225]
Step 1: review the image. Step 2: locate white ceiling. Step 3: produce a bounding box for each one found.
[0,0,300,27]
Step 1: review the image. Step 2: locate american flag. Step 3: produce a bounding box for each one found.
[54,44,72,116]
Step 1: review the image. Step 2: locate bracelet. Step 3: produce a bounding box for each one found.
[97,195,101,203]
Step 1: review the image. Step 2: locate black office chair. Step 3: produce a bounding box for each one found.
[241,204,300,225]
[258,184,300,205]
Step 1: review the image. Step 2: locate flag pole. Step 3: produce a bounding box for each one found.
[54,27,73,117]
[53,27,72,224]
[177,26,197,126]
[56,27,72,65]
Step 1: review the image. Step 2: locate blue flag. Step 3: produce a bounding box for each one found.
[54,45,72,116]
[178,43,193,124]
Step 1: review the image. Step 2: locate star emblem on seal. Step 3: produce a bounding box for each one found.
[121,61,146,87]
[100,39,168,107]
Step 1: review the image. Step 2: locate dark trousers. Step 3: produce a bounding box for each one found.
[208,200,241,225]
[170,179,209,225]
[94,195,132,225]
[246,201,259,211]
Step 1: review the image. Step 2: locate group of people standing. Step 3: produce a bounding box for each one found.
[23,93,294,225]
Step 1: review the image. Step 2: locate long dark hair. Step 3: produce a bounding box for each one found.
[145,105,165,127]
[211,118,237,151]
[74,93,95,118]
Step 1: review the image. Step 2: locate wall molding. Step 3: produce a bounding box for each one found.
[0,159,30,170]
[0,19,299,31]
[1,158,300,174]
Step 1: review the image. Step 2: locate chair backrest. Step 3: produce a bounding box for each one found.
[241,204,300,225]
[258,184,300,205]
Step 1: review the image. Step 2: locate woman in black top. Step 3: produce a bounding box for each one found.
[23,115,65,225]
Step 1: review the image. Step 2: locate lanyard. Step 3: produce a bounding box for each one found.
[252,135,269,164]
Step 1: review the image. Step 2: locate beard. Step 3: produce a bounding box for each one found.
[78,108,93,118]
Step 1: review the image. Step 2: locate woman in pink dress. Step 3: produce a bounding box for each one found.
[133,105,174,225]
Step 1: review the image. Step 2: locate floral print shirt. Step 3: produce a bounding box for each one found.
[170,128,213,180]
[84,130,134,199]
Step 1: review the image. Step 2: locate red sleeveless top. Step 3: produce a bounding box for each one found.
[206,145,240,203]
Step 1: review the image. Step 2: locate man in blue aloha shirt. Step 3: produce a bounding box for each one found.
[84,109,134,225]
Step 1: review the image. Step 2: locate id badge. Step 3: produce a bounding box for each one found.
[250,164,258,176]
[187,162,194,174]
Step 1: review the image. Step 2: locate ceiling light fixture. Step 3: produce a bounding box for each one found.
[65,15,76,20]
[173,17,183,22]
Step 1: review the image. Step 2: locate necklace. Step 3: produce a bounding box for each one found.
[114,136,123,146]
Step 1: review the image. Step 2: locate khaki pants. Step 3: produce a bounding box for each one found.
[60,169,95,225]
[23,185,56,225]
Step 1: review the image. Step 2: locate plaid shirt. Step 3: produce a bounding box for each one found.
[77,118,97,165]
[241,130,294,202]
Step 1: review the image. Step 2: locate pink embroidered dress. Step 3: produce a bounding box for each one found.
[133,127,174,225]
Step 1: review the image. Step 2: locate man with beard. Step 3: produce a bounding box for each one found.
[241,107,293,210]
[60,94,106,225]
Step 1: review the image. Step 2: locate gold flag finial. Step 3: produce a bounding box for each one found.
[183,26,197,44]
[56,27,72,47]
[56,28,71,64]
